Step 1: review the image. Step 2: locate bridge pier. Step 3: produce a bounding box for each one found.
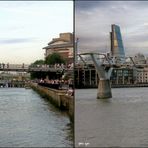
[79,53,113,99]
[97,79,112,99]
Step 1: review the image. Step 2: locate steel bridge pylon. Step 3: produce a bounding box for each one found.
[78,52,113,99]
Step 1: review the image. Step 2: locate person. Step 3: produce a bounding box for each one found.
[2,63,5,69]
[40,78,44,83]
[66,86,74,96]
[7,63,9,68]
[22,63,24,69]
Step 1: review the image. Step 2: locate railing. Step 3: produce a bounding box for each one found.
[0,64,73,72]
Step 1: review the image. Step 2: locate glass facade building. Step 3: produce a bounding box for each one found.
[110,24,125,63]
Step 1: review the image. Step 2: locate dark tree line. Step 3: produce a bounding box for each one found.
[30,52,65,79]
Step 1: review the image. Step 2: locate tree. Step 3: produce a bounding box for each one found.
[45,52,65,65]
[31,59,44,66]
[29,59,45,79]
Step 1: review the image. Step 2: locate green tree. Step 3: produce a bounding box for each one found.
[30,59,45,79]
[30,59,44,66]
[45,52,65,65]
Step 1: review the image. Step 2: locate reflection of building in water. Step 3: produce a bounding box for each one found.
[43,32,73,64]
[110,24,125,63]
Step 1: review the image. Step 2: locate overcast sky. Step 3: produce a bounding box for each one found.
[0,1,73,64]
[75,1,148,57]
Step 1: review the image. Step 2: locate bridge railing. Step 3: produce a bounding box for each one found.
[0,63,74,72]
[0,64,29,69]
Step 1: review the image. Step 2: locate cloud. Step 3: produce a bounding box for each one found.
[76,1,148,11]
[0,38,37,44]
[143,23,148,27]
[0,1,73,64]
[76,1,148,56]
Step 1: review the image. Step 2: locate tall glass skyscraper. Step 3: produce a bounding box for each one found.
[110,24,125,63]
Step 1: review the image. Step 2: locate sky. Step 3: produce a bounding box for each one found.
[0,1,73,64]
[75,1,148,57]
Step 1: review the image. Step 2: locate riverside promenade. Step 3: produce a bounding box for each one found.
[30,82,74,123]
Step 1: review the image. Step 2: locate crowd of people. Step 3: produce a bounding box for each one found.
[39,78,72,85]
[38,78,74,96]
[31,63,73,70]
[54,63,73,69]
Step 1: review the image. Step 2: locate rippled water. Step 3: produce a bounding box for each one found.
[75,88,148,147]
[0,88,73,147]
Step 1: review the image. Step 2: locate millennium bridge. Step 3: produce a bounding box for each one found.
[77,52,148,99]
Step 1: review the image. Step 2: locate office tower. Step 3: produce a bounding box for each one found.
[110,24,125,63]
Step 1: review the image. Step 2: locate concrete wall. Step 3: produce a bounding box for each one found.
[30,83,74,123]
[61,95,74,122]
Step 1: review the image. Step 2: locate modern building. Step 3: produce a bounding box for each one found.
[43,32,73,64]
[110,68,135,85]
[110,24,125,63]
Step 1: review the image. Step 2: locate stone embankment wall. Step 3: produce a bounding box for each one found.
[30,83,74,123]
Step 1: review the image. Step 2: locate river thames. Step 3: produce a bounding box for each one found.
[75,87,148,147]
[0,88,73,147]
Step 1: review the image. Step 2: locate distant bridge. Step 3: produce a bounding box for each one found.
[77,52,148,69]
[0,64,72,72]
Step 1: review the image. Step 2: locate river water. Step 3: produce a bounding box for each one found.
[75,87,148,147]
[0,88,73,147]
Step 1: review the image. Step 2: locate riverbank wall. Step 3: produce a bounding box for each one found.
[30,83,74,123]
